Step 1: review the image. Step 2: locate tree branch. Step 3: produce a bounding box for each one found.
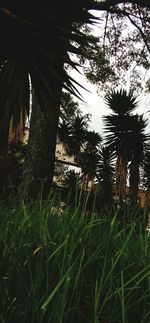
[103,11,109,55]
[88,0,150,11]
[107,7,150,53]
[127,14,150,54]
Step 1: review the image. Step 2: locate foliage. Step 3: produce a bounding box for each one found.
[0,139,27,196]
[58,113,90,159]
[97,146,115,184]
[79,130,102,186]
[129,114,149,200]
[84,130,102,151]
[60,92,80,121]
[80,149,100,183]
[0,197,150,322]
[84,2,150,92]
[63,169,81,191]
[57,120,73,155]
[103,89,139,198]
[0,1,98,133]
[96,145,115,209]
[105,89,138,115]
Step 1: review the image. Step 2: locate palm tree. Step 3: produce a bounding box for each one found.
[80,130,101,189]
[104,89,138,201]
[84,130,101,151]
[129,114,149,202]
[96,145,115,207]
[63,169,81,192]
[80,149,99,189]
[57,120,72,155]
[0,2,98,198]
[58,113,89,163]
[69,114,89,163]
[60,92,80,121]
[57,94,83,156]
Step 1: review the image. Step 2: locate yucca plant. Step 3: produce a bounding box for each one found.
[104,89,138,201]
[0,1,98,198]
[96,145,115,209]
[129,114,149,202]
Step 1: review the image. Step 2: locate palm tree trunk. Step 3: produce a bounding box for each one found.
[116,153,128,201]
[129,161,139,202]
[145,188,150,230]
[21,92,61,200]
[0,123,9,194]
[0,124,9,155]
[0,100,13,194]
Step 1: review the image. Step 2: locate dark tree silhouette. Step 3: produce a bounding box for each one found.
[129,114,149,202]
[0,1,149,198]
[104,89,138,200]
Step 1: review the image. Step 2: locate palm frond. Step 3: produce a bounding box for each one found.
[0,1,98,131]
[104,89,139,115]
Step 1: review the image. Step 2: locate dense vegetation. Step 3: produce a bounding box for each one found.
[0,195,150,323]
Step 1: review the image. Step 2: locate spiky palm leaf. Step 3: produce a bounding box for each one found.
[79,130,101,187]
[60,92,80,121]
[96,145,115,206]
[80,149,99,181]
[97,145,115,184]
[0,1,97,132]
[129,114,149,200]
[84,130,102,151]
[63,169,81,191]
[58,113,89,163]
[57,120,73,155]
[70,114,89,160]
[105,89,138,115]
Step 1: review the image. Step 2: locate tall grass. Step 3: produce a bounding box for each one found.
[0,194,150,323]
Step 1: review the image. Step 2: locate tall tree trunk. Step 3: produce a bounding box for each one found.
[145,188,150,229]
[116,153,128,202]
[0,123,9,155]
[21,92,61,200]
[0,100,12,194]
[129,160,139,202]
[0,123,9,194]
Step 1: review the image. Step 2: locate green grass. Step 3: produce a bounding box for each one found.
[0,195,150,323]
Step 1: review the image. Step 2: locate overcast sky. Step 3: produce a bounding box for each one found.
[71,68,150,137]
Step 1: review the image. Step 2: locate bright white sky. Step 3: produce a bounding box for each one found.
[71,69,109,135]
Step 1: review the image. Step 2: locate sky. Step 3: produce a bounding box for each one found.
[71,68,150,137]
[71,69,109,135]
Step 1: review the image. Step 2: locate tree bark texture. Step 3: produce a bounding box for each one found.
[116,153,128,201]
[0,99,13,194]
[21,93,61,200]
[129,160,139,201]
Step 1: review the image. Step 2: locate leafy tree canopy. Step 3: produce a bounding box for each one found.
[82,1,150,92]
